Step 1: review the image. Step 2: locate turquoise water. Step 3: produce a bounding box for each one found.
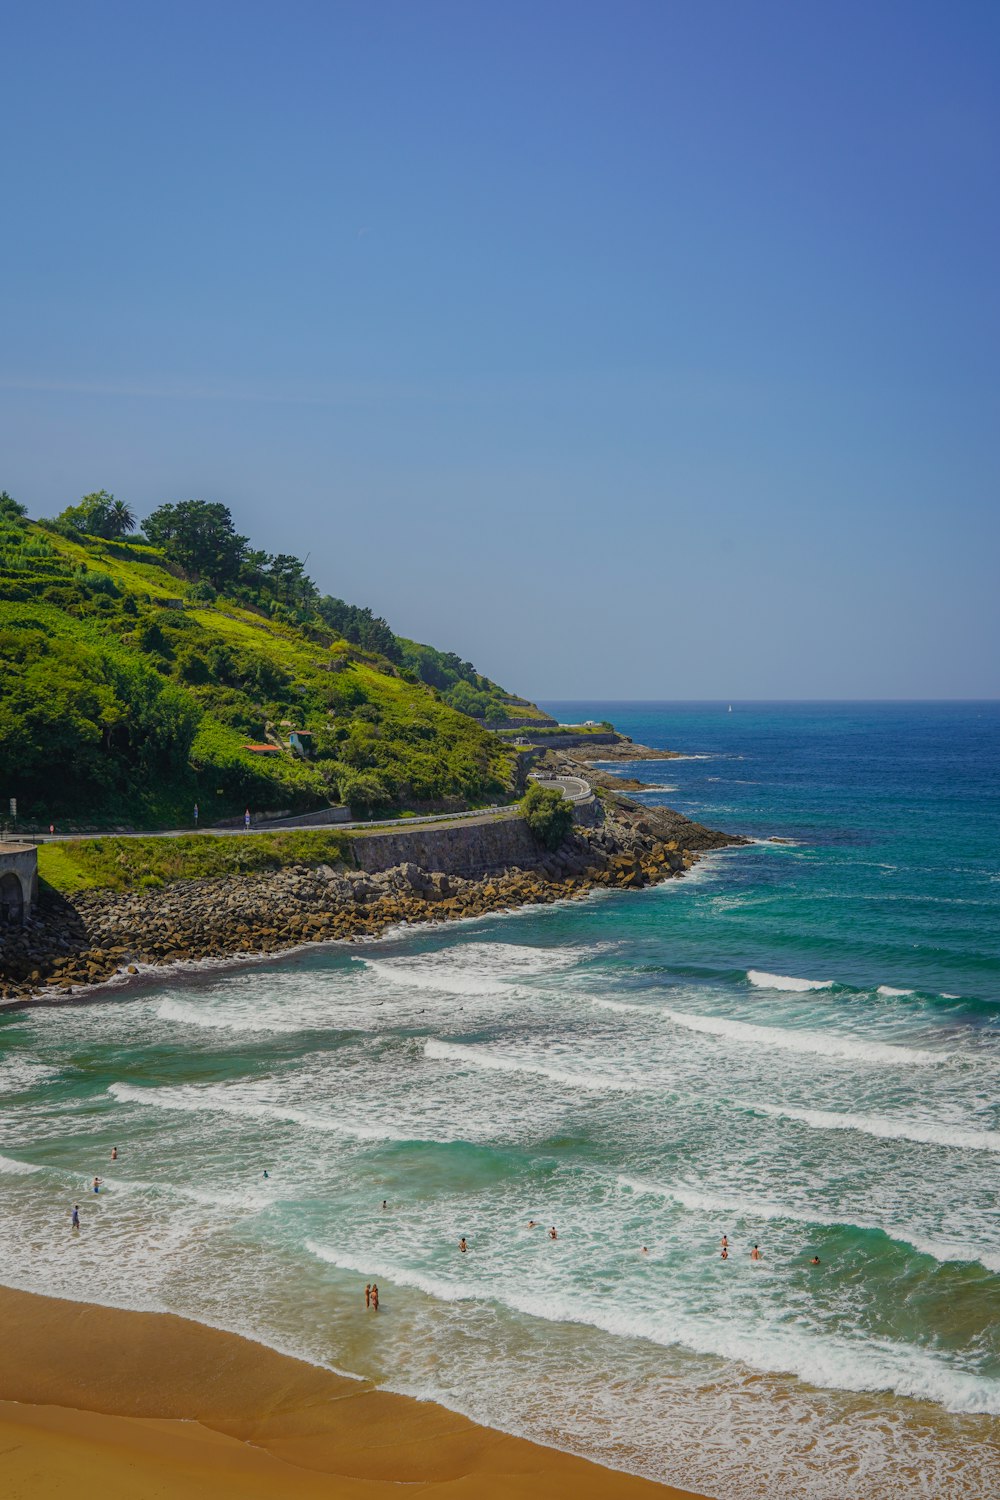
[1,701,998,1497]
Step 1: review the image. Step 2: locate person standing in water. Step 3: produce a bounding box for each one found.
[71,1205,80,1231]
[549,1226,558,1240]
[720,1246,729,1261]
[750,1244,763,1261]
[720,1234,729,1252]
[459,1237,468,1253]
[92,1176,102,1194]
[365,1283,371,1308]
[110,1147,118,1162]
[371,1284,379,1312]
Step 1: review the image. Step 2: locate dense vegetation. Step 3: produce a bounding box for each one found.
[0,490,546,827]
[520,781,575,850]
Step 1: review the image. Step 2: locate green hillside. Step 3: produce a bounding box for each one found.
[0,492,545,828]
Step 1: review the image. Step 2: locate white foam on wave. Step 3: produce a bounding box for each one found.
[877,986,915,998]
[365,942,598,999]
[747,970,833,993]
[304,1241,1000,1414]
[424,1038,636,1092]
[100,1172,276,1211]
[0,1057,61,1093]
[155,997,303,1034]
[594,998,943,1066]
[0,1153,40,1175]
[107,1081,418,1143]
[749,1099,1000,1155]
[659,1006,944,1067]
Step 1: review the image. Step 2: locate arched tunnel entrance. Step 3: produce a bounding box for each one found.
[0,872,24,926]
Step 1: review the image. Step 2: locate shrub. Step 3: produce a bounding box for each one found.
[520,781,573,850]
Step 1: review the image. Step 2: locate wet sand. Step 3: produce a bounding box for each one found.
[0,1285,709,1499]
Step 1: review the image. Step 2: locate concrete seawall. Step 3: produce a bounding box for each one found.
[351,816,542,879]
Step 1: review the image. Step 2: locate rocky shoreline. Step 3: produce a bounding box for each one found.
[0,771,746,1007]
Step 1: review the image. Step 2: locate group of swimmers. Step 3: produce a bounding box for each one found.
[70,1147,119,1229]
[719,1234,820,1265]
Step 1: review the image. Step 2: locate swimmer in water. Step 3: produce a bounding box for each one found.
[459,1237,468,1253]
[527,1220,537,1228]
[750,1244,763,1261]
[262,1169,269,1179]
[810,1256,821,1265]
[720,1234,729,1251]
[720,1246,729,1260]
[641,1246,649,1255]
[549,1226,558,1240]
[382,1200,387,1210]
[110,1147,118,1161]
[92,1176,102,1194]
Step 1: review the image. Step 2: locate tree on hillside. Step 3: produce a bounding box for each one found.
[143,500,248,587]
[108,498,136,535]
[54,491,136,539]
[0,491,27,522]
[520,781,573,850]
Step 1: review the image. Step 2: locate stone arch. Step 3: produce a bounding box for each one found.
[0,872,24,925]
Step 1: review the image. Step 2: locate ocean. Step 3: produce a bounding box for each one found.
[1,701,998,1497]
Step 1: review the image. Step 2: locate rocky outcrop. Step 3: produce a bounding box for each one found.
[0,800,745,1005]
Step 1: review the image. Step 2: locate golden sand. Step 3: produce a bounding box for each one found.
[0,1285,709,1499]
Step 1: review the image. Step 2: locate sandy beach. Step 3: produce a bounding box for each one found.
[0,1284,708,1499]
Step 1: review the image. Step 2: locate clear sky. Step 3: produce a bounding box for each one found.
[2,1,997,699]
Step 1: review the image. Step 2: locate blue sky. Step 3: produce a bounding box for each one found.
[2,1,997,698]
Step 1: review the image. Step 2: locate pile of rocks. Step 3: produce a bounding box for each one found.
[0,802,744,1004]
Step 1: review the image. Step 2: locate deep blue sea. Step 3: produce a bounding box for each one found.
[0,702,998,1498]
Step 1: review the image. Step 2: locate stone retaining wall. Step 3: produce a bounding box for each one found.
[351,817,541,878]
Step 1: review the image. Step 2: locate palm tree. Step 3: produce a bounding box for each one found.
[106,498,136,537]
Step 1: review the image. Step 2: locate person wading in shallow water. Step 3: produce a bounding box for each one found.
[371,1284,379,1312]
[459,1237,468,1253]
[71,1205,80,1231]
[549,1226,558,1240]
[751,1244,763,1261]
[365,1283,371,1308]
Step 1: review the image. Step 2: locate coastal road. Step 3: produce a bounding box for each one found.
[12,805,519,844]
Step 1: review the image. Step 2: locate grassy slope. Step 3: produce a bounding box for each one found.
[37,830,354,893]
[1,524,529,827]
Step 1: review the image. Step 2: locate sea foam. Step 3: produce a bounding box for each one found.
[595,998,943,1065]
[107,1081,418,1143]
[749,1099,1000,1154]
[747,970,834,993]
[0,1153,41,1175]
[657,1006,943,1066]
[424,1038,635,1092]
